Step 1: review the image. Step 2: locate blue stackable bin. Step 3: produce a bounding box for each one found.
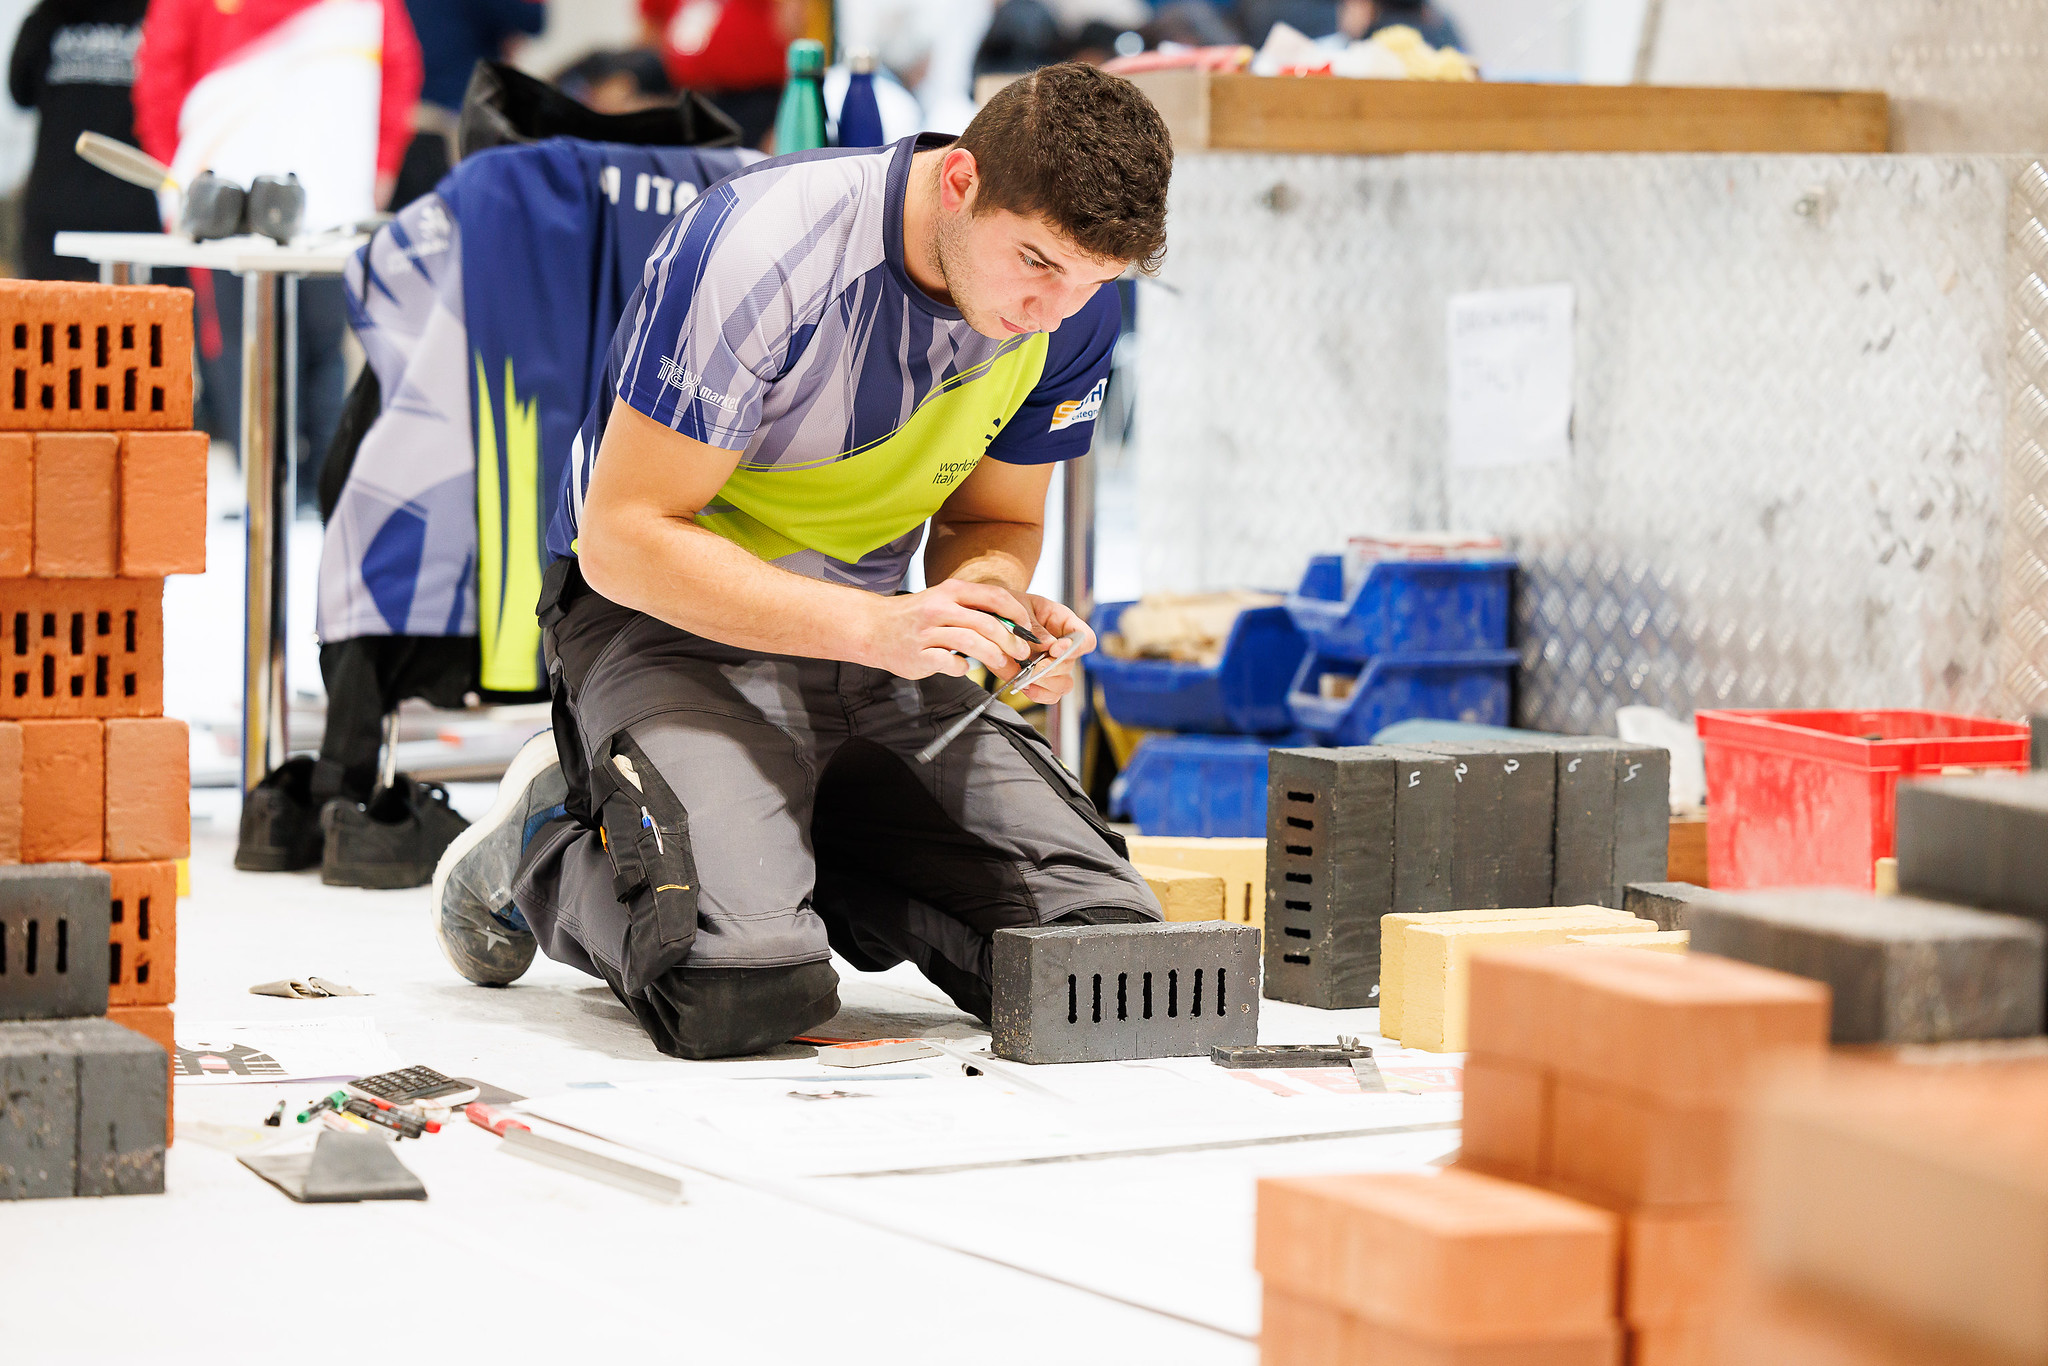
[1091,600,1307,734]
[1286,649,1520,747]
[1110,734,1290,838]
[1285,554,1515,661]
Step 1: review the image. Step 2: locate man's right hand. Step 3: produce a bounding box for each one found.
[860,578,1039,682]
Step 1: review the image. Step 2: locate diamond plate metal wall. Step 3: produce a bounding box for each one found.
[1647,0,2048,153]
[1136,153,2048,733]
[2000,162,2048,713]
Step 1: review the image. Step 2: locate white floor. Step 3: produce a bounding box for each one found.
[0,784,1459,1365]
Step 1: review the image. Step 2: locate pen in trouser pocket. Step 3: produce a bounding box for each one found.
[916,636,1080,764]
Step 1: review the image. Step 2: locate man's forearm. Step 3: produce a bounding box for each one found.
[925,516,1042,597]
[580,510,886,662]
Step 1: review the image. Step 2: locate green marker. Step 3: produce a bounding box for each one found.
[297,1089,350,1124]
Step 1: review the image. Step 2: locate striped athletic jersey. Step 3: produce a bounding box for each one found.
[546,132,1119,591]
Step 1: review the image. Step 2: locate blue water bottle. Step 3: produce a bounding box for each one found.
[837,48,886,148]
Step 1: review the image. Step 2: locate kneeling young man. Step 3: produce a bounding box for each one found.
[432,65,1175,1058]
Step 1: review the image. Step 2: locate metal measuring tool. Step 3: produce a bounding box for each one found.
[915,635,1081,764]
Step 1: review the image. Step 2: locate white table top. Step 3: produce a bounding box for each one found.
[53,229,366,275]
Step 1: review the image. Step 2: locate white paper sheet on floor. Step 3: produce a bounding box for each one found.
[525,1056,1460,1178]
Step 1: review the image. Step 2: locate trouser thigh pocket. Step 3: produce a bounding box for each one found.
[589,731,702,995]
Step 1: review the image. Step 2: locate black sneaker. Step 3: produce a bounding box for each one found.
[319,775,470,889]
[235,755,325,872]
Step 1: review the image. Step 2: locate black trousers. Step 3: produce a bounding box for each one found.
[513,562,1160,1059]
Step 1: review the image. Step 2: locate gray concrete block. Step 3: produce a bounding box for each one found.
[1265,748,1455,1009]
[0,1018,165,1199]
[0,863,111,1022]
[1406,743,1555,908]
[1547,741,1618,907]
[1624,881,1712,931]
[1533,739,1670,908]
[0,1022,77,1199]
[1895,774,2048,924]
[1409,749,1548,909]
[1686,889,2046,1044]
[1380,747,1457,916]
[991,922,1260,1064]
[60,1018,166,1196]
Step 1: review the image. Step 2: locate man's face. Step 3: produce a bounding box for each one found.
[934,197,1127,342]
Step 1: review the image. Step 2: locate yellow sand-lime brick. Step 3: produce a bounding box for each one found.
[1402,915,1658,1052]
[1559,930,1688,953]
[1133,862,1226,922]
[1126,835,1265,927]
[1379,906,1639,1041]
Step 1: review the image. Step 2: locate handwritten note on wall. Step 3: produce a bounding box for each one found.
[1446,284,1576,470]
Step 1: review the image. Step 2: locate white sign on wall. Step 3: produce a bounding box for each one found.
[1446,283,1576,470]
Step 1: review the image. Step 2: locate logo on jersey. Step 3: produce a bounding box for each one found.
[1049,379,1107,432]
[657,356,740,412]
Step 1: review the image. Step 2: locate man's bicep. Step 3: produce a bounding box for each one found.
[583,398,743,529]
[936,454,1053,527]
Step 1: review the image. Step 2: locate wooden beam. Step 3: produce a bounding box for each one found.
[1126,72,1888,156]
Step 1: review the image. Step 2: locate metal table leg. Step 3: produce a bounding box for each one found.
[1051,452,1096,771]
[240,271,293,793]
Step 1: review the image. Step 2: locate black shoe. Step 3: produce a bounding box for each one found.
[320,776,470,889]
[235,756,326,872]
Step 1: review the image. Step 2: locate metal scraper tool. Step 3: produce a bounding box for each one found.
[915,636,1080,764]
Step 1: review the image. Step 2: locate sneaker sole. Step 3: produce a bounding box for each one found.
[430,730,561,959]
[234,847,321,873]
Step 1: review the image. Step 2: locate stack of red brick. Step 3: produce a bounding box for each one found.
[1256,946,1833,1365]
[1457,947,1831,1364]
[0,280,202,1130]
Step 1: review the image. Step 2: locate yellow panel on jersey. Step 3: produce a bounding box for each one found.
[694,334,1050,566]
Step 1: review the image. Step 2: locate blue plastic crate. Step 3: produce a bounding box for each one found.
[1110,734,1295,838]
[1285,554,1515,662]
[1286,649,1520,747]
[1091,600,1307,735]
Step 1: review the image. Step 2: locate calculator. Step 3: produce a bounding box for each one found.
[344,1066,480,1108]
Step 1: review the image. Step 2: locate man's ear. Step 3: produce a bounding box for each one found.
[937,147,980,215]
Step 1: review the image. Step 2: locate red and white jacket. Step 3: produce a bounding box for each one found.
[134,0,421,227]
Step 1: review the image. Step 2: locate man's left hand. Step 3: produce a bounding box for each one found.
[995,593,1097,705]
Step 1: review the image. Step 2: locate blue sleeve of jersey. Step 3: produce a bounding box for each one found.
[612,183,778,451]
[984,283,1120,466]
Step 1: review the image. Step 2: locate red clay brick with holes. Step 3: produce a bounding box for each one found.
[104,717,187,861]
[0,719,18,862]
[96,859,175,1006]
[19,716,102,861]
[0,432,27,575]
[118,430,207,576]
[0,282,193,431]
[32,431,120,576]
[0,577,164,719]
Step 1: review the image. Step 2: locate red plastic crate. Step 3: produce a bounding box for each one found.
[1696,709,2030,890]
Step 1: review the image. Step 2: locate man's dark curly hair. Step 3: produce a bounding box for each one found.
[954,62,1174,273]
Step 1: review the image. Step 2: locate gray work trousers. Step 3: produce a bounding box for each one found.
[513,562,1161,1059]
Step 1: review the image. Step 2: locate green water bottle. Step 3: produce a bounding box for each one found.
[773,39,828,154]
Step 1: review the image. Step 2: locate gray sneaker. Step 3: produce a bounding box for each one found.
[431,731,567,986]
